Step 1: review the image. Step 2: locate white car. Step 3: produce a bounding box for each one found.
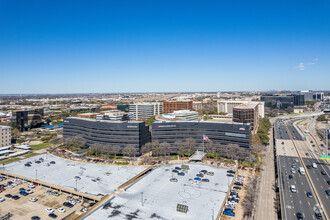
[26,189,33,194]
[291,168,296,174]
[70,200,77,205]
[28,184,35,188]
[57,207,66,213]
[290,185,297,193]
[82,208,88,212]
[0,197,5,202]
[29,197,37,202]
[46,208,54,213]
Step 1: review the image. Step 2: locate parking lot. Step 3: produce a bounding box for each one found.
[0,176,91,219]
[2,153,148,197]
[86,163,234,220]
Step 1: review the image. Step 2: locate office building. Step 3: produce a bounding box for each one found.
[314,92,324,101]
[261,95,295,109]
[117,104,130,112]
[294,94,305,106]
[163,100,193,113]
[129,102,162,120]
[217,100,264,118]
[0,125,11,147]
[192,101,203,111]
[97,110,133,121]
[63,117,151,155]
[152,121,251,153]
[233,103,259,134]
[12,108,44,132]
[155,110,199,122]
[300,90,313,102]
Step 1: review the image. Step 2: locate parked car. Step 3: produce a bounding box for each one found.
[233,186,241,190]
[12,195,20,200]
[57,207,66,213]
[46,208,54,213]
[0,197,5,202]
[178,172,185,176]
[30,197,37,202]
[50,161,56,164]
[63,202,74,208]
[49,213,57,219]
[321,171,326,175]
[170,178,178,182]
[290,185,297,193]
[31,216,40,220]
[5,194,12,198]
[315,211,322,220]
[296,212,303,220]
[202,179,210,182]
[289,175,293,179]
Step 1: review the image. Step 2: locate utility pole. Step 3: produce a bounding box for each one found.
[141,192,144,206]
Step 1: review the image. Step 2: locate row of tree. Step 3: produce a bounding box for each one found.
[257,118,271,144]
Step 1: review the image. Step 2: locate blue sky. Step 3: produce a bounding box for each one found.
[0,0,329,94]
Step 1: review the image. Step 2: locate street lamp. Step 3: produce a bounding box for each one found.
[35,169,38,180]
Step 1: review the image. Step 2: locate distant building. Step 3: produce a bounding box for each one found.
[233,103,259,134]
[163,100,193,113]
[117,104,130,112]
[97,110,133,121]
[129,102,162,120]
[261,95,295,109]
[217,100,264,118]
[12,108,44,132]
[192,101,203,111]
[156,110,199,122]
[294,94,305,106]
[63,117,151,155]
[300,91,313,102]
[313,92,324,101]
[0,125,11,147]
[70,107,98,113]
[152,121,251,153]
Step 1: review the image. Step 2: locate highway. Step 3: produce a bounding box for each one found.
[276,117,330,220]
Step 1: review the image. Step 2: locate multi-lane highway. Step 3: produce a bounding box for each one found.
[276,117,330,220]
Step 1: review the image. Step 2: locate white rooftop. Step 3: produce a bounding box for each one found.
[3,154,147,197]
[86,163,233,220]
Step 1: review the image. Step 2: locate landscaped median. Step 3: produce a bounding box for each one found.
[31,143,52,151]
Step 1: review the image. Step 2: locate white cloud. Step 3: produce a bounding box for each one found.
[295,59,318,70]
[295,62,305,70]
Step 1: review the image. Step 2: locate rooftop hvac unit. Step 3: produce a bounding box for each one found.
[177,204,188,213]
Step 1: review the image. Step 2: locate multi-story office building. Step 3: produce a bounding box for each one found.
[314,92,324,101]
[97,110,133,121]
[192,101,203,111]
[261,95,295,109]
[294,94,305,106]
[129,102,162,120]
[0,125,11,147]
[300,90,313,102]
[233,103,259,134]
[117,104,130,112]
[155,110,199,122]
[12,108,44,132]
[63,117,151,155]
[217,100,264,118]
[152,121,251,153]
[163,100,193,113]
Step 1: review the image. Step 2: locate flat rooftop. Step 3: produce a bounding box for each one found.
[3,154,147,197]
[87,163,233,220]
[65,117,144,123]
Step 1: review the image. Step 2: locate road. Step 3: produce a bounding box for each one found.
[275,117,330,220]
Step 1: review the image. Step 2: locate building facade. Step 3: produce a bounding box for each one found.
[63,117,151,155]
[261,95,295,109]
[233,103,259,134]
[129,102,163,120]
[0,125,11,147]
[163,100,193,113]
[152,121,251,153]
[12,108,44,132]
[217,100,264,118]
[294,94,305,106]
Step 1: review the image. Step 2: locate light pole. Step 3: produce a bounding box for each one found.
[35,169,38,180]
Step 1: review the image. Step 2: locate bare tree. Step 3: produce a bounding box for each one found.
[159,142,171,156]
[174,140,184,154]
[184,138,196,155]
[123,145,137,157]
[109,145,121,158]
[152,141,160,157]
[49,136,62,146]
[141,142,153,155]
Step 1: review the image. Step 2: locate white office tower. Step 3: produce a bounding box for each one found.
[129,102,163,120]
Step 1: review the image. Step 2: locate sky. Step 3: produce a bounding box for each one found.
[0,0,329,94]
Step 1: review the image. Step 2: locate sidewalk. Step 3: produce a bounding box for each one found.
[255,122,277,220]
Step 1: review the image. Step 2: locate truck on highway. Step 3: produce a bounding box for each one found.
[299,167,305,175]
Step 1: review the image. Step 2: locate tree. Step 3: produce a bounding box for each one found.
[123,145,137,157]
[141,142,153,155]
[49,136,62,146]
[184,138,196,155]
[145,116,156,126]
[159,142,171,156]
[110,145,121,158]
[151,141,161,157]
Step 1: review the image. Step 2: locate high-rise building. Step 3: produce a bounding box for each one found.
[163,100,193,113]
[217,100,264,118]
[233,103,259,133]
[261,95,295,109]
[0,125,11,147]
[129,102,162,120]
[11,109,44,132]
[294,94,305,106]
[63,117,151,155]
